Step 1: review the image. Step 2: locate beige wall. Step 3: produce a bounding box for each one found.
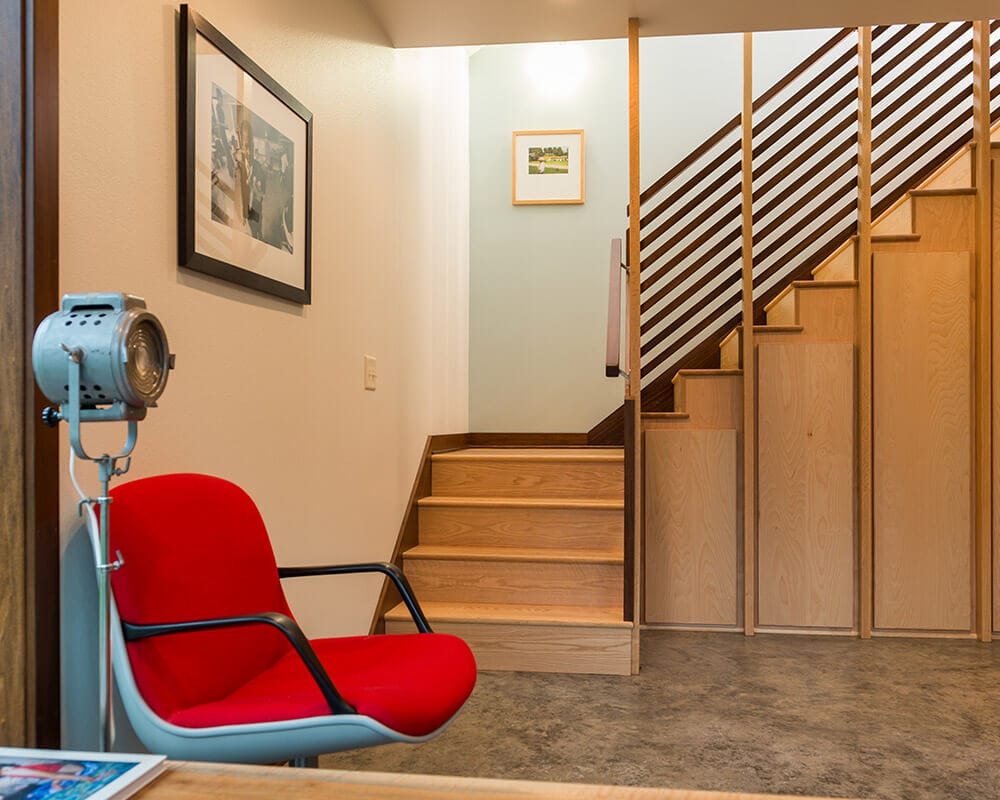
[59,0,469,745]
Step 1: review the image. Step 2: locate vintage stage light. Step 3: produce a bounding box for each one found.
[33,292,175,752]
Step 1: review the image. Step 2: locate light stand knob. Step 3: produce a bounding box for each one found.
[41,406,61,428]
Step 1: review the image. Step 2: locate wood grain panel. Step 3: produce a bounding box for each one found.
[386,618,632,675]
[812,239,855,281]
[404,557,622,607]
[871,198,912,236]
[765,287,796,325]
[857,26,873,639]
[741,30,755,637]
[992,154,1000,634]
[973,21,992,642]
[924,145,972,191]
[0,0,26,746]
[432,456,623,499]
[385,602,631,675]
[672,373,742,428]
[757,343,856,629]
[644,429,738,626]
[148,760,866,799]
[873,251,973,632]
[794,283,857,341]
[419,501,623,550]
[911,194,975,251]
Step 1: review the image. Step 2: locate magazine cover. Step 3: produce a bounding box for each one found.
[0,748,166,800]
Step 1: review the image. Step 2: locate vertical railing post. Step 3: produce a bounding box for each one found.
[972,19,993,642]
[740,32,755,636]
[626,16,642,673]
[857,27,874,639]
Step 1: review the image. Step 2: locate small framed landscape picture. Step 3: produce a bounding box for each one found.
[512,129,585,205]
[179,4,312,304]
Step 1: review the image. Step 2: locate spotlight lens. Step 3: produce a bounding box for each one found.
[126,319,166,401]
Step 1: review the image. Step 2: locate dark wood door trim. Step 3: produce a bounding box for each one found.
[22,0,60,748]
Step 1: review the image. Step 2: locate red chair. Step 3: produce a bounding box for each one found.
[107,473,476,764]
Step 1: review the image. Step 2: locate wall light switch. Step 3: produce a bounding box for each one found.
[364,355,377,391]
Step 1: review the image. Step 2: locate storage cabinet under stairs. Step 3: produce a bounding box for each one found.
[642,140,983,637]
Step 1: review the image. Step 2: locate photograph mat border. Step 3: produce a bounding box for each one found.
[194,34,306,287]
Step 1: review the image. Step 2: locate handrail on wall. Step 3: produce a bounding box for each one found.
[605,237,627,378]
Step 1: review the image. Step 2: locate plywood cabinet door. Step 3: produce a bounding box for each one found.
[757,342,856,630]
[874,250,973,633]
[645,429,739,627]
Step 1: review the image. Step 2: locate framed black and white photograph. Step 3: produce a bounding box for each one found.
[179,4,312,304]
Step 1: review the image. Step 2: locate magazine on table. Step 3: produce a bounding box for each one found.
[0,748,166,800]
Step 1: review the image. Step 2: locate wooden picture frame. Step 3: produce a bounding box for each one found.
[178,4,312,304]
[512,129,585,205]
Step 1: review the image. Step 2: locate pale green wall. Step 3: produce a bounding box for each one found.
[469,31,834,433]
[469,40,627,433]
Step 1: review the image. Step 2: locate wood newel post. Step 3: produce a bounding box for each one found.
[857,26,874,639]
[972,19,993,642]
[740,32,756,636]
[627,16,642,672]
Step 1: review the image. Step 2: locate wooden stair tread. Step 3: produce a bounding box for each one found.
[791,279,858,289]
[385,601,630,628]
[419,496,624,510]
[641,411,690,420]
[871,233,921,242]
[754,324,804,334]
[432,448,623,463]
[910,187,975,197]
[671,368,742,385]
[403,544,624,564]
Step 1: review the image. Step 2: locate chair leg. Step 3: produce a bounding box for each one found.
[290,756,319,769]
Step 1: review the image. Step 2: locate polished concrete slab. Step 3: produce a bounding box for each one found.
[321,631,1000,799]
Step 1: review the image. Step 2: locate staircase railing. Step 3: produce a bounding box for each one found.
[605,238,627,378]
[627,20,1000,409]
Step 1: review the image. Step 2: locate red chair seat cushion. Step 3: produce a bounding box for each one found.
[165,632,476,737]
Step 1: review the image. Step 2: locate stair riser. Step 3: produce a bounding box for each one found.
[911,194,974,250]
[812,241,855,282]
[404,558,623,607]
[871,197,913,236]
[418,506,623,550]
[765,290,796,326]
[385,618,632,675]
[431,462,623,499]
[795,286,856,342]
[719,331,740,370]
[673,375,742,427]
[923,147,972,191]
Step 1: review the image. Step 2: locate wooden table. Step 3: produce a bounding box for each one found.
[136,761,864,800]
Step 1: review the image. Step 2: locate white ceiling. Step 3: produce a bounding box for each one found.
[363,0,1000,47]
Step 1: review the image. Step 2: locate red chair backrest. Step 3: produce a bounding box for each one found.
[109,473,295,720]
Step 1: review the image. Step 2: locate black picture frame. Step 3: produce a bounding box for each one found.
[178,4,312,304]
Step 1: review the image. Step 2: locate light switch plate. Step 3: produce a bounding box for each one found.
[364,355,376,391]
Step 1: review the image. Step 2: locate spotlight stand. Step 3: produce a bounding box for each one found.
[51,347,139,753]
[34,293,174,754]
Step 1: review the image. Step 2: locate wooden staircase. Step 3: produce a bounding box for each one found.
[642,130,986,635]
[384,448,632,675]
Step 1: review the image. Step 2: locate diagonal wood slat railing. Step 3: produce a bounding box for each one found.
[591,20,1000,444]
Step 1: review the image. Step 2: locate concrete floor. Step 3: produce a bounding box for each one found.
[321,631,1000,799]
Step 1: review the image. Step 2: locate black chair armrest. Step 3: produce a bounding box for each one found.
[121,611,355,715]
[277,561,433,634]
